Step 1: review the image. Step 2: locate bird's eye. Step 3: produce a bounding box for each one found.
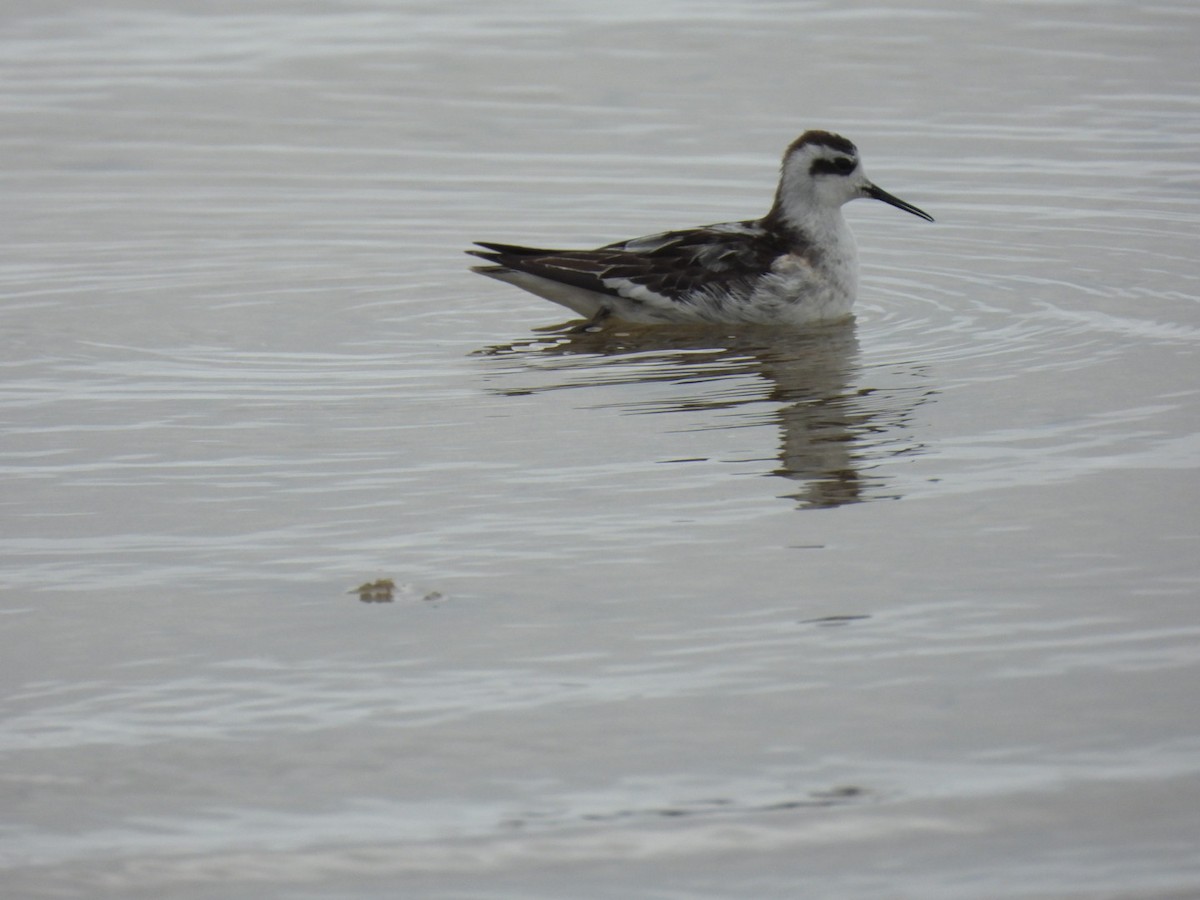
[809,156,858,176]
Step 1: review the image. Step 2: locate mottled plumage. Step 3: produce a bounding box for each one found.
[469,130,932,326]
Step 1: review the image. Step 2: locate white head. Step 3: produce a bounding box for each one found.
[767,130,933,234]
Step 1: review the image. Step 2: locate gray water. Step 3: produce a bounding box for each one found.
[3,2,1199,898]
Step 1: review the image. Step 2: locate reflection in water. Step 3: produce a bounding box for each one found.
[348,580,447,604]
[479,321,933,508]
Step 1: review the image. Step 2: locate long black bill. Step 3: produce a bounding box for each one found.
[865,183,934,222]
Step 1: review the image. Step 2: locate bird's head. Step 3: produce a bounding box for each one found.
[771,130,933,231]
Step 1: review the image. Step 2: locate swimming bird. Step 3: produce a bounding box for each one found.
[468,131,932,327]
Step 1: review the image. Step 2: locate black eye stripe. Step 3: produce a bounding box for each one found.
[809,156,857,176]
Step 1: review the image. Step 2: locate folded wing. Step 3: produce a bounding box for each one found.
[468,221,795,307]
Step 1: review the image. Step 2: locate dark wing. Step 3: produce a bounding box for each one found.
[468,221,794,304]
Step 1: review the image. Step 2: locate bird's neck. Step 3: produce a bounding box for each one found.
[764,194,852,256]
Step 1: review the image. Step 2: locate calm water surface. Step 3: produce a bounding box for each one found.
[3,1,1199,898]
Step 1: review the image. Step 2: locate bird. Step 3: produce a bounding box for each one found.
[467,130,932,328]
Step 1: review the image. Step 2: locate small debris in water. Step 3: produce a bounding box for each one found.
[350,579,395,603]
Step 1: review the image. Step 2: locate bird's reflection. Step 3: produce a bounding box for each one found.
[478,320,932,508]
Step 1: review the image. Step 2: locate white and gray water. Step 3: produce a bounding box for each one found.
[3,2,1199,898]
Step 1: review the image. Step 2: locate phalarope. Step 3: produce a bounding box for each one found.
[468,131,932,327]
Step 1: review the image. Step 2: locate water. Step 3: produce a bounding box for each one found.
[3,1,1199,897]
